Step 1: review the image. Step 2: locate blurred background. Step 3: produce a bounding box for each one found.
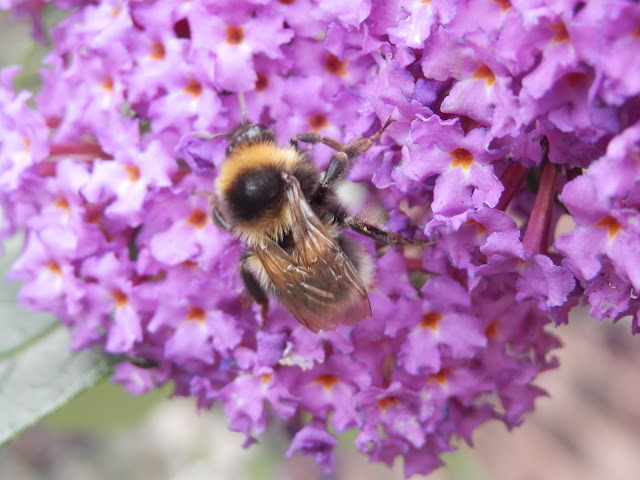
[2,9,640,480]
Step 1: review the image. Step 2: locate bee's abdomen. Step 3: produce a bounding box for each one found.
[226,167,284,221]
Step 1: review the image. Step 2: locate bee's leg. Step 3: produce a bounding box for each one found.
[290,118,392,153]
[192,190,229,230]
[292,118,393,188]
[343,216,415,246]
[240,256,270,321]
[213,206,229,230]
[290,132,345,151]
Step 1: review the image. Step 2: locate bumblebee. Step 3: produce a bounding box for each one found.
[214,119,411,332]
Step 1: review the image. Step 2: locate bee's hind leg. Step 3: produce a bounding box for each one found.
[344,216,417,246]
[240,256,270,322]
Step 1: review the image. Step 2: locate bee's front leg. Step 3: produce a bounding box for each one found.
[191,190,228,230]
[289,132,348,187]
[290,132,345,151]
[293,118,393,188]
[213,206,229,230]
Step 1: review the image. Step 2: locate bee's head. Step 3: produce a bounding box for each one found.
[215,124,302,240]
[223,166,286,224]
[226,122,276,156]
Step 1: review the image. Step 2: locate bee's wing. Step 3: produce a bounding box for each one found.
[254,176,371,332]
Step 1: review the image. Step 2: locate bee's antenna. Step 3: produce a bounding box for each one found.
[238,91,248,124]
[191,132,227,140]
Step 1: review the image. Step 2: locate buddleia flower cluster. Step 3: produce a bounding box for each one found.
[1,0,639,476]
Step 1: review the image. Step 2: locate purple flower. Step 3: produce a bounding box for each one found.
[1,0,638,476]
[0,67,49,194]
[556,122,640,326]
[285,422,337,472]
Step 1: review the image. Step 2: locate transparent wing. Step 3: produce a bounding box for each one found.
[254,176,371,332]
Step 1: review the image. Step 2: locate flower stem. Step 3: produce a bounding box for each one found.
[522,143,558,254]
[49,142,111,160]
[496,163,527,211]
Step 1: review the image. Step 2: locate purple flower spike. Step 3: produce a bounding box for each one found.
[1,0,639,476]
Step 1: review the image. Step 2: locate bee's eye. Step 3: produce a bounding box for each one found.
[227,168,284,221]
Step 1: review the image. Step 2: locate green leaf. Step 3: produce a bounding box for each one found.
[0,234,57,356]
[0,327,112,446]
[0,234,112,446]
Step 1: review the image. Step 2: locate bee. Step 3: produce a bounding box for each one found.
[213,119,412,332]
